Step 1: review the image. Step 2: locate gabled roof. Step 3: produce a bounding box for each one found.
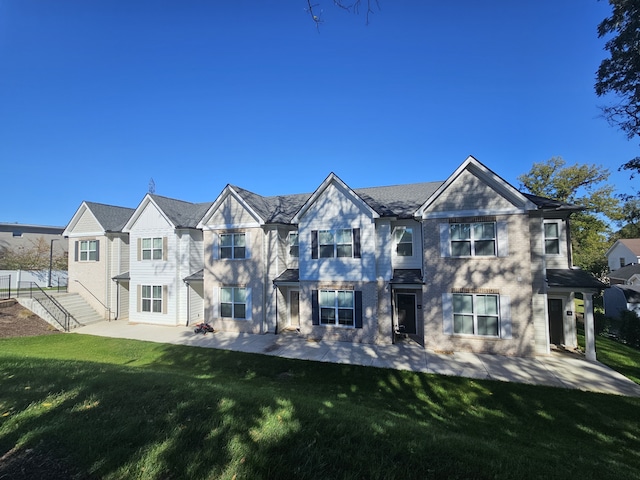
[292,172,381,223]
[609,264,640,282]
[232,186,311,224]
[415,155,539,217]
[64,201,134,235]
[125,194,212,231]
[619,239,640,255]
[355,182,444,218]
[84,202,135,231]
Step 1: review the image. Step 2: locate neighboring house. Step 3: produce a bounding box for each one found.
[63,202,134,320]
[606,238,640,271]
[604,285,640,318]
[608,263,640,286]
[65,156,607,361]
[122,194,212,326]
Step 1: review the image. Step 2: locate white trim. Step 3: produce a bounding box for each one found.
[201,222,261,230]
[123,195,175,232]
[65,231,105,238]
[197,186,265,228]
[421,208,526,219]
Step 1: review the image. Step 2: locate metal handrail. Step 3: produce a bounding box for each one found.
[73,280,113,321]
[29,282,71,332]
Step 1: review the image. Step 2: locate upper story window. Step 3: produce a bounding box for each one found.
[288,232,299,258]
[453,293,499,337]
[220,233,246,259]
[394,226,413,256]
[619,257,626,269]
[79,240,98,261]
[450,222,496,256]
[141,285,163,313]
[544,222,560,255]
[142,237,163,260]
[312,228,361,259]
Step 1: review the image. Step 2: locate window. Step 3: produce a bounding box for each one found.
[453,293,499,336]
[288,232,299,258]
[319,290,354,327]
[312,228,360,259]
[394,226,413,256]
[620,257,626,269]
[141,285,162,313]
[220,233,246,259]
[79,240,98,261]
[142,237,163,260]
[220,287,248,319]
[544,222,560,255]
[450,222,495,256]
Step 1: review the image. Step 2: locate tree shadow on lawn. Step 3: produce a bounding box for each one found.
[2,342,640,479]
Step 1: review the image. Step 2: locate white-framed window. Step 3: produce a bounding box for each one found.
[288,232,299,258]
[312,228,360,259]
[79,240,98,261]
[142,237,163,260]
[544,222,560,255]
[220,233,246,259]
[141,285,163,313]
[394,226,413,257]
[319,290,355,327]
[450,222,496,256]
[453,293,499,337]
[220,287,248,319]
[620,257,626,269]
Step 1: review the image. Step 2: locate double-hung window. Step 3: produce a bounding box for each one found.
[288,232,299,258]
[312,228,360,259]
[79,240,98,261]
[319,290,354,327]
[450,222,496,256]
[220,287,248,319]
[141,285,163,313]
[394,226,413,256]
[142,238,163,260]
[544,222,560,255]
[220,233,246,259]
[453,293,499,336]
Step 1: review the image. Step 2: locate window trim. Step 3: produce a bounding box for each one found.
[449,222,496,257]
[452,293,500,337]
[288,232,299,258]
[318,289,355,327]
[141,284,163,313]
[219,286,250,320]
[543,221,561,256]
[78,240,98,262]
[141,237,163,261]
[394,226,414,257]
[311,228,361,259]
[219,232,247,260]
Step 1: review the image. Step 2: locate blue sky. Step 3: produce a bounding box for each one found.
[1,0,637,227]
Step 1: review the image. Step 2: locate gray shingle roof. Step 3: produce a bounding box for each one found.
[149,195,213,228]
[85,202,135,232]
[546,269,608,290]
[354,182,444,218]
[522,193,583,212]
[609,264,640,282]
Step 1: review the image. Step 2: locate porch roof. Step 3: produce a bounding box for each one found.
[390,269,424,285]
[273,269,299,285]
[183,269,204,282]
[546,269,607,290]
[112,272,130,281]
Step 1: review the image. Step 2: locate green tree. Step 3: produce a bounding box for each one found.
[614,196,640,239]
[518,157,621,277]
[595,0,640,178]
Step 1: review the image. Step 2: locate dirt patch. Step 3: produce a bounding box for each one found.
[0,299,62,338]
[0,444,90,480]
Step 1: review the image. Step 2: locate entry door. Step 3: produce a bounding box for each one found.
[397,293,417,334]
[548,298,564,345]
[289,290,300,328]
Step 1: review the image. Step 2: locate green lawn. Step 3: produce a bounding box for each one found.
[1,335,640,480]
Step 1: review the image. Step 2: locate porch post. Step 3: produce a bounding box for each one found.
[583,292,596,362]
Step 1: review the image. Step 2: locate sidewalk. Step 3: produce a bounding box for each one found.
[74,321,640,398]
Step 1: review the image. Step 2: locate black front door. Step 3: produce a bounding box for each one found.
[397,293,416,334]
[548,298,564,345]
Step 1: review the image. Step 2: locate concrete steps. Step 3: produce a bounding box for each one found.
[49,292,104,329]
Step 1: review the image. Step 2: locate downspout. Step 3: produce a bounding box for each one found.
[185,280,190,326]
